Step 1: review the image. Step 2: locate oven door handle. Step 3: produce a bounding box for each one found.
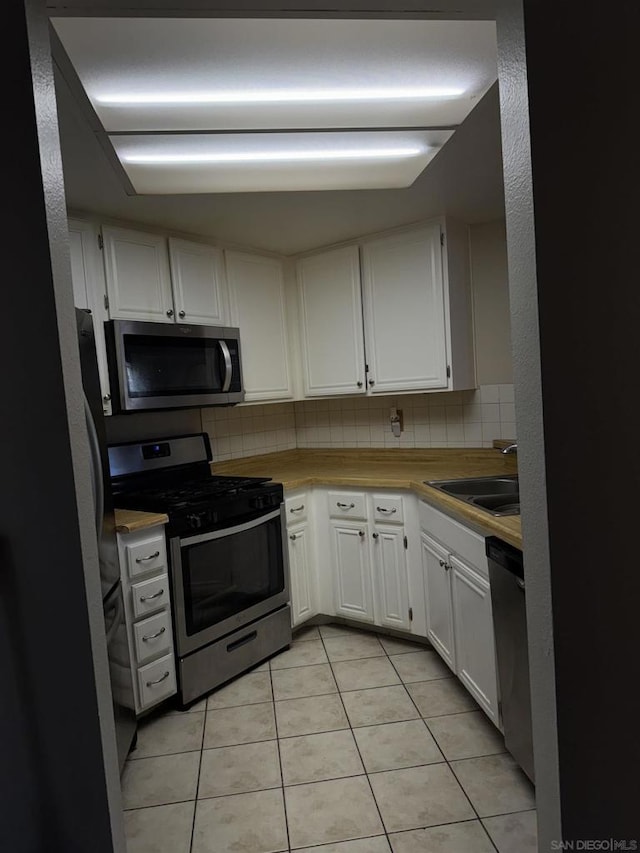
[180,507,281,546]
[219,340,232,393]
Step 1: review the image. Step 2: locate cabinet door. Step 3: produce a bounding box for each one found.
[421,532,456,670]
[168,238,229,326]
[450,555,500,724]
[331,522,374,623]
[297,246,366,396]
[288,522,316,627]
[226,250,292,401]
[361,223,448,393]
[68,219,113,415]
[102,226,174,323]
[372,524,410,630]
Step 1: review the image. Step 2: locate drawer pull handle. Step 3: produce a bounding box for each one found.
[227,630,258,653]
[289,505,304,513]
[146,670,170,687]
[376,506,397,514]
[337,502,355,509]
[289,533,297,541]
[140,588,164,602]
[136,551,160,564]
[142,626,166,642]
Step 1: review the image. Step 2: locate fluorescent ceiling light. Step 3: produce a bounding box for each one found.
[122,146,425,165]
[96,86,466,106]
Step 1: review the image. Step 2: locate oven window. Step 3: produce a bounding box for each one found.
[181,514,285,636]
[123,334,223,398]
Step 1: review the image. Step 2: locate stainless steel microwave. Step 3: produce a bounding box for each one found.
[105,320,244,413]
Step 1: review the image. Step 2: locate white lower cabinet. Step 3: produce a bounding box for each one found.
[372,524,410,632]
[331,521,375,624]
[421,532,456,670]
[450,555,499,722]
[288,522,316,627]
[420,499,500,726]
[117,525,177,715]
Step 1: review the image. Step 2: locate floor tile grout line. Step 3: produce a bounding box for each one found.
[318,631,393,849]
[270,659,294,853]
[187,697,208,853]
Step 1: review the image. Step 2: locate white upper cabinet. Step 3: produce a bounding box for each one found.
[361,222,448,393]
[226,250,293,402]
[293,217,475,399]
[296,245,366,396]
[68,218,113,415]
[168,238,229,326]
[102,226,174,323]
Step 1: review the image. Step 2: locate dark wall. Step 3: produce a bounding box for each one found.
[515,0,640,843]
[0,1,123,850]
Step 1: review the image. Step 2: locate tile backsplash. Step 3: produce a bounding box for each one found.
[204,384,516,462]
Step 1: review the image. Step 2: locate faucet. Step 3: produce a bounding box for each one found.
[501,443,518,455]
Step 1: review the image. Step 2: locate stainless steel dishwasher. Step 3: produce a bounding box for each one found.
[486,537,535,783]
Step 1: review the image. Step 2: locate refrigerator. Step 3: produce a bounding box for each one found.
[76,308,137,771]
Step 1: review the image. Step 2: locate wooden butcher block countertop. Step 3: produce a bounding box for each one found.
[212,448,522,550]
[114,509,169,534]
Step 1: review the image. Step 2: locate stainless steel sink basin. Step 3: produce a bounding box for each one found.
[425,475,520,516]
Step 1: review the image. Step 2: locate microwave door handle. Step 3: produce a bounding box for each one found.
[219,340,232,393]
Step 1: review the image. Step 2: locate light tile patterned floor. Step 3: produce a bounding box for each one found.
[122,623,537,853]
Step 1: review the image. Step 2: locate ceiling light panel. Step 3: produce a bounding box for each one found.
[52,18,497,131]
[110,131,452,194]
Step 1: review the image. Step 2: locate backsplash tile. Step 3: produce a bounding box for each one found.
[203,385,516,461]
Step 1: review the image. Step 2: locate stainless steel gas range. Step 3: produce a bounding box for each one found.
[109,433,291,707]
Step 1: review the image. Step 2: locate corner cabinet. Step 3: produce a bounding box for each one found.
[296,245,366,396]
[225,250,293,402]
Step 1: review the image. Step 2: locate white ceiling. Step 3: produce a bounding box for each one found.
[53,17,505,254]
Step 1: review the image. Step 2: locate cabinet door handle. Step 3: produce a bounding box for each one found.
[289,505,304,513]
[376,506,397,514]
[136,551,160,564]
[369,379,375,387]
[178,310,186,318]
[357,381,363,388]
[103,393,111,402]
[358,530,365,538]
[337,502,355,509]
[439,559,451,570]
[146,671,170,687]
[166,309,174,318]
[142,626,166,642]
[372,532,379,539]
[140,588,164,602]
[289,533,297,541]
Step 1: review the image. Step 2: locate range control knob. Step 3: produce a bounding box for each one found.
[187,512,204,530]
[251,494,274,510]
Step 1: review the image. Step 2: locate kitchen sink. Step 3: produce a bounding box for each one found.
[425,475,520,516]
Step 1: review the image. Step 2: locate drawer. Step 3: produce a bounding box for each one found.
[133,610,172,665]
[131,574,170,619]
[137,653,177,710]
[126,535,166,579]
[285,492,308,525]
[328,491,367,521]
[372,494,404,524]
[419,499,488,578]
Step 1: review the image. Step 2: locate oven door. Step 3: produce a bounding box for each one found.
[170,506,290,656]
